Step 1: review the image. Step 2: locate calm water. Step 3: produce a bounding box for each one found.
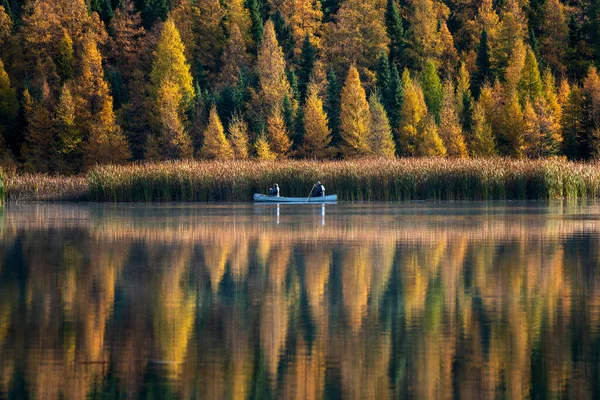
[1,202,600,399]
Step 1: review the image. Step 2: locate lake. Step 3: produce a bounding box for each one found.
[0,202,599,399]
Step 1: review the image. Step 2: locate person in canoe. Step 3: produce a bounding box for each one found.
[311,181,325,197]
[268,183,280,197]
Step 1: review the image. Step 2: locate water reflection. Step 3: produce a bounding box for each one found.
[1,203,600,399]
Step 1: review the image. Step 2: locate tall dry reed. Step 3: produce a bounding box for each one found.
[87,158,600,202]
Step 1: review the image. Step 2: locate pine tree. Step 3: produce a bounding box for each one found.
[142,0,168,28]
[266,107,292,158]
[254,130,276,160]
[298,34,317,99]
[339,65,371,157]
[249,0,264,49]
[298,82,331,158]
[562,86,583,159]
[0,58,18,150]
[325,67,341,143]
[470,101,496,157]
[417,117,446,157]
[368,93,396,158]
[150,19,195,106]
[472,30,492,98]
[439,81,468,157]
[202,104,234,159]
[421,59,443,122]
[228,113,250,159]
[456,62,474,132]
[398,69,428,156]
[56,30,74,82]
[272,10,295,60]
[385,0,406,67]
[0,6,10,51]
[256,20,293,116]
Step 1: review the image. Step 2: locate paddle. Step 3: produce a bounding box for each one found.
[307,184,316,203]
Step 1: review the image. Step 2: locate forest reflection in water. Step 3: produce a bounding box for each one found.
[1,203,600,399]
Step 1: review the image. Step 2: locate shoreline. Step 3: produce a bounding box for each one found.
[3,158,600,203]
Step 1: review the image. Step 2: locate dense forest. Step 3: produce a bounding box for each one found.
[0,0,599,173]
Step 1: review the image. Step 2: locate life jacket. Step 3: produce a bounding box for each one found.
[315,184,325,196]
[269,187,280,196]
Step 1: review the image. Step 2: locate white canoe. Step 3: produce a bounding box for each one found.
[253,193,338,203]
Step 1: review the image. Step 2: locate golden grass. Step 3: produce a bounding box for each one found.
[3,158,600,202]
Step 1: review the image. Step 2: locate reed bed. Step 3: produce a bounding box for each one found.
[4,173,89,202]
[87,158,600,202]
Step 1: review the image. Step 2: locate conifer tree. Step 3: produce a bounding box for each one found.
[0,6,10,51]
[499,91,525,158]
[279,0,323,52]
[219,24,250,87]
[456,62,474,132]
[581,66,600,159]
[368,93,396,158]
[55,84,82,171]
[142,0,168,28]
[417,117,446,157]
[249,0,264,49]
[472,30,492,98]
[110,0,146,80]
[298,34,317,99]
[0,59,18,150]
[150,19,195,106]
[339,65,371,157]
[21,88,57,172]
[562,86,583,159]
[298,82,332,158]
[202,104,234,159]
[266,107,292,158]
[56,30,74,82]
[398,69,427,156]
[439,81,468,157]
[272,10,295,60]
[325,67,341,142]
[227,0,252,40]
[518,47,543,104]
[254,130,276,160]
[228,113,250,159]
[523,100,543,158]
[385,0,406,67]
[256,19,293,115]
[421,59,443,122]
[540,0,568,76]
[470,101,496,157]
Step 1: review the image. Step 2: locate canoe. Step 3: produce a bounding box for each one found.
[253,193,338,203]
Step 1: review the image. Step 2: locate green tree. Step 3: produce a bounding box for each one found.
[421,59,443,122]
[56,30,74,82]
[518,47,543,104]
[142,0,168,28]
[385,0,406,67]
[249,0,264,49]
[298,34,317,100]
[472,30,492,98]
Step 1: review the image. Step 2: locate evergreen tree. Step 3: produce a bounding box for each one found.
[581,66,600,159]
[202,104,234,159]
[325,67,341,143]
[142,0,168,28]
[266,107,292,158]
[376,53,391,107]
[540,0,568,76]
[272,10,295,60]
[321,0,340,22]
[470,101,496,157]
[339,65,371,157]
[249,0,264,49]
[456,62,474,132]
[228,112,250,159]
[439,81,468,157]
[420,59,443,122]
[385,0,406,67]
[298,82,332,158]
[388,64,403,131]
[368,93,396,158]
[472,29,492,98]
[298,34,317,99]
[562,86,584,159]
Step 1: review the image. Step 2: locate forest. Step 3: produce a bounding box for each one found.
[0,0,599,173]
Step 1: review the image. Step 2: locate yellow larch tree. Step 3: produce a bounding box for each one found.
[368,94,396,158]
[202,105,234,159]
[75,34,130,167]
[339,65,371,157]
[218,24,250,87]
[279,0,323,52]
[439,81,468,157]
[470,101,496,157]
[228,113,250,159]
[398,69,428,156]
[256,19,294,115]
[227,0,252,40]
[298,82,332,158]
[266,107,292,158]
[417,116,447,157]
[254,131,277,160]
[0,6,12,50]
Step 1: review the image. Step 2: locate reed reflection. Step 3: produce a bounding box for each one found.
[0,204,599,399]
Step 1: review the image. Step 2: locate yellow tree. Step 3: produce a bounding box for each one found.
[256,19,293,115]
[0,59,18,145]
[523,100,542,158]
[499,91,525,158]
[202,105,234,159]
[475,0,503,71]
[339,65,371,157]
[227,0,251,39]
[0,6,10,50]
[55,84,82,172]
[109,0,146,80]
[417,116,446,157]
[255,131,277,160]
[267,107,292,158]
[368,94,396,158]
[540,0,568,76]
[21,87,57,172]
[150,19,195,106]
[279,0,323,51]
[439,81,468,157]
[470,101,496,157]
[398,69,428,156]
[148,78,194,160]
[75,34,130,167]
[325,0,389,73]
[228,113,250,159]
[299,82,332,158]
[218,24,250,87]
